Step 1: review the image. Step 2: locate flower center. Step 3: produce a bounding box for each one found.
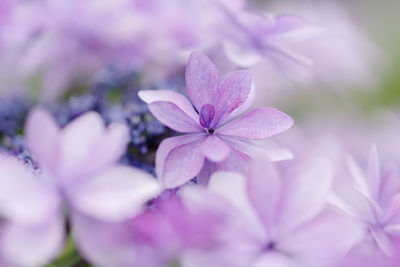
[199,104,215,130]
[264,241,276,251]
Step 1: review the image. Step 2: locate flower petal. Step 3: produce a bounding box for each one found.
[148,101,203,133]
[201,135,231,162]
[211,70,252,127]
[217,108,293,140]
[1,216,64,267]
[162,137,206,189]
[25,107,60,170]
[221,136,293,162]
[367,145,381,200]
[155,134,204,179]
[83,122,129,175]
[278,158,333,235]
[59,112,105,178]
[279,210,363,267]
[185,51,219,112]
[138,90,198,120]
[208,171,267,241]
[71,212,137,267]
[225,84,256,121]
[0,156,60,224]
[70,166,161,221]
[253,252,302,267]
[247,158,281,237]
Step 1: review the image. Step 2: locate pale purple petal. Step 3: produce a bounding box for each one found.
[83,122,129,175]
[347,155,371,198]
[162,137,206,189]
[215,147,253,175]
[72,212,137,267]
[208,171,267,241]
[155,134,205,179]
[279,210,363,267]
[138,90,198,121]
[1,216,64,267]
[217,108,293,140]
[200,135,231,162]
[211,70,251,127]
[247,158,281,237]
[225,84,256,121]
[185,51,219,111]
[380,165,400,208]
[0,156,60,224]
[58,112,105,179]
[195,159,216,186]
[221,136,293,162]
[70,166,161,221]
[253,252,302,267]
[367,145,381,200]
[370,227,395,256]
[277,158,333,235]
[148,101,203,133]
[266,15,308,35]
[25,107,60,170]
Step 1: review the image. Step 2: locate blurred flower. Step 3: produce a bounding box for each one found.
[72,184,254,267]
[139,52,293,188]
[330,146,400,260]
[207,156,362,267]
[3,108,162,265]
[0,0,246,99]
[0,156,63,266]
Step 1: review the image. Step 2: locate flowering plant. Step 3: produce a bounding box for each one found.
[0,1,397,267]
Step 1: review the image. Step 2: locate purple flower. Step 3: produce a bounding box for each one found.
[3,108,161,265]
[206,156,362,267]
[139,51,293,188]
[72,185,253,267]
[330,146,400,257]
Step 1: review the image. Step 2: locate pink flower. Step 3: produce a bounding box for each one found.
[207,156,362,267]
[330,146,400,257]
[139,51,293,188]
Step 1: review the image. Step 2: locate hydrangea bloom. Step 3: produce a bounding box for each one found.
[139,51,293,188]
[11,108,162,265]
[207,157,362,267]
[330,146,400,258]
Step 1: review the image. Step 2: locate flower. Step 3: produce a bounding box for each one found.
[0,156,63,266]
[139,51,293,188]
[206,156,362,267]
[18,108,161,265]
[330,146,400,258]
[72,184,253,267]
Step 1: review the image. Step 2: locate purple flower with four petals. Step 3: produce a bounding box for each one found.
[139,51,293,188]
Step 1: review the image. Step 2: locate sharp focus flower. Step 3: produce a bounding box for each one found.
[330,146,400,257]
[207,157,362,267]
[11,108,162,265]
[139,51,293,188]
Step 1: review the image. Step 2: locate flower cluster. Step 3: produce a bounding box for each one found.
[0,0,396,266]
[0,50,398,267]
